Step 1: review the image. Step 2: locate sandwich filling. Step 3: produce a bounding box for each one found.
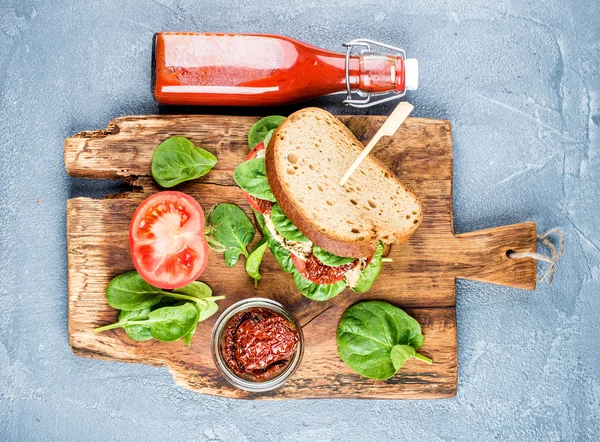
[262,209,369,288]
[262,212,313,261]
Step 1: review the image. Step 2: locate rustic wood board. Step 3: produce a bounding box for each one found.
[65,114,537,399]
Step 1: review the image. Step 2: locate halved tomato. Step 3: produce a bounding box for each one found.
[242,141,274,214]
[290,253,358,285]
[129,191,209,289]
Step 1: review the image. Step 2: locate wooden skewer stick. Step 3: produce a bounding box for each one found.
[338,101,414,186]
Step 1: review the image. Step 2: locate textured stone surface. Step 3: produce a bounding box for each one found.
[0,0,598,440]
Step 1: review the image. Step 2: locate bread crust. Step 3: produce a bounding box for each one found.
[265,108,422,258]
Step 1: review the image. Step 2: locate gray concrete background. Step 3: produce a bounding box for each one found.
[0,0,598,440]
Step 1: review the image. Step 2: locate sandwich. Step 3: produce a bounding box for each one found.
[234,108,422,300]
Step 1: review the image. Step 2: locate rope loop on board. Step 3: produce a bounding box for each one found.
[508,228,565,283]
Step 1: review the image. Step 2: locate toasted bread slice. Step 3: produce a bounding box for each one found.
[265,108,422,258]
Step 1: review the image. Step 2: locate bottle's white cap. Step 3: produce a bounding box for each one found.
[404,58,419,91]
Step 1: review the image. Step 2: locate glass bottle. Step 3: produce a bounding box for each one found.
[152,33,418,108]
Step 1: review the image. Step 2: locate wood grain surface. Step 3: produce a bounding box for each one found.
[65,114,537,399]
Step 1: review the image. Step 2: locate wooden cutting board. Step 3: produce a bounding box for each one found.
[65,114,537,399]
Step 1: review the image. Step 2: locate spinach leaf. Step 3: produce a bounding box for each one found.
[336,301,432,380]
[182,320,197,346]
[106,271,166,310]
[233,158,276,202]
[197,300,219,322]
[253,209,267,232]
[390,345,418,371]
[144,303,200,342]
[352,242,384,293]
[313,246,355,266]
[181,300,219,346]
[246,238,268,288]
[263,128,276,148]
[95,307,154,341]
[254,210,295,273]
[106,271,224,310]
[151,136,217,188]
[181,296,225,347]
[173,281,224,344]
[173,281,216,306]
[292,271,347,301]
[205,203,256,266]
[119,308,153,341]
[268,238,295,273]
[174,282,224,314]
[173,286,225,309]
[248,116,286,148]
[271,204,309,242]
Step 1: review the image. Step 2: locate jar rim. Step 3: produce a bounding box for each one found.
[211,298,304,392]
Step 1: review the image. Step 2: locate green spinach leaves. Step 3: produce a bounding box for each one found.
[292,271,347,301]
[205,203,271,287]
[352,242,384,293]
[118,308,153,341]
[105,271,166,310]
[233,158,276,202]
[151,136,217,188]
[144,304,200,342]
[95,272,224,345]
[245,239,268,288]
[237,115,285,200]
[105,272,221,310]
[248,116,286,148]
[313,246,355,266]
[336,301,432,379]
[205,203,256,266]
[254,210,295,273]
[270,204,309,242]
[263,129,276,149]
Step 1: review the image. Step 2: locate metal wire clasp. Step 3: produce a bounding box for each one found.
[342,39,407,109]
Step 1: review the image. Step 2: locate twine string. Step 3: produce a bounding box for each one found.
[507,228,564,283]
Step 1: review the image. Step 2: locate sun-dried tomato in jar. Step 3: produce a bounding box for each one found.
[222,307,299,382]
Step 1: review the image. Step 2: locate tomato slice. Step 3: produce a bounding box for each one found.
[129,191,209,289]
[246,141,265,160]
[242,141,274,214]
[290,253,358,285]
[243,192,274,214]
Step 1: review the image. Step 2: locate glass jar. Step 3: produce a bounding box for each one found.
[211,298,304,392]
